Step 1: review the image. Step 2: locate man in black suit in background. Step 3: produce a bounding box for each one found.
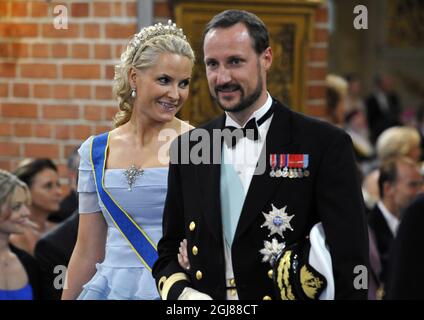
[368,156,422,291]
[365,73,402,143]
[35,213,79,299]
[153,10,369,300]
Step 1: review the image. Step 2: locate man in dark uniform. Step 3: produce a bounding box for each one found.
[153,10,368,300]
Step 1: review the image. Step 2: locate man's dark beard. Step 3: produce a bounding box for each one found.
[213,73,263,114]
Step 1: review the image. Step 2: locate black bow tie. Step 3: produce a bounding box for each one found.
[223,104,274,148]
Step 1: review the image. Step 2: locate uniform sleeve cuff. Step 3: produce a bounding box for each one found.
[159,272,190,300]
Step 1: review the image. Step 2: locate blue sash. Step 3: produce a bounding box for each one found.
[90,132,158,271]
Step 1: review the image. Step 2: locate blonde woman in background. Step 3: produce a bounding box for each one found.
[376,126,422,163]
[0,170,41,300]
[62,21,195,300]
[324,74,348,127]
[362,126,422,209]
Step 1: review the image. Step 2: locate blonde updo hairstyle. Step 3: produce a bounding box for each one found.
[113,21,195,127]
[376,126,421,161]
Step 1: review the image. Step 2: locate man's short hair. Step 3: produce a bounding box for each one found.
[203,9,269,54]
[378,157,418,198]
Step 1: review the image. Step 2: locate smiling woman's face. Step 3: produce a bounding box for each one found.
[130,52,193,124]
[0,186,31,235]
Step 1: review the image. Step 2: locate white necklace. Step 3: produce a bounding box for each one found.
[123,165,144,191]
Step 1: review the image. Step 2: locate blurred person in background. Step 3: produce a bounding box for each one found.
[376,126,422,163]
[344,73,366,114]
[414,104,424,163]
[34,148,80,299]
[11,158,62,256]
[365,73,402,144]
[385,193,424,300]
[344,109,375,165]
[48,147,79,223]
[324,74,348,127]
[35,213,79,300]
[362,126,422,210]
[0,170,41,300]
[368,157,422,297]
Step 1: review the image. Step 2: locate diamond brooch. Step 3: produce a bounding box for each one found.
[123,165,144,191]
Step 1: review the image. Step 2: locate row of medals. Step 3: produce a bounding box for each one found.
[270,167,310,178]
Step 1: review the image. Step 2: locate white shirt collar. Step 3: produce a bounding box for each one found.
[375,91,389,112]
[224,93,272,128]
[377,201,400,236]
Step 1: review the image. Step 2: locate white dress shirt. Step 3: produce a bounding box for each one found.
[375,91,390,114]
[377,201,400,236]
[222,93,273,300]
[222,93,273,194]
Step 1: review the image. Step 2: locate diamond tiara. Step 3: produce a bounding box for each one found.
[132,19,187,49]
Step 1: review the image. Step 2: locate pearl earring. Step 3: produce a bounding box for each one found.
[131,88,136,98]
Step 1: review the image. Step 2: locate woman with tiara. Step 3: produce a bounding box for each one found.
[62,21,195,300]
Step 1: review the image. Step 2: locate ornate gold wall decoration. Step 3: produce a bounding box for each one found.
[387,0,424,48]
[268,23,295,107]
[173,0,323,126]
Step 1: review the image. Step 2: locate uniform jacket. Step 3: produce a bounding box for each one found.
[153,99,369,300]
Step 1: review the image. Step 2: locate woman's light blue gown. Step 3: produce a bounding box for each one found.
[77,136,167,300]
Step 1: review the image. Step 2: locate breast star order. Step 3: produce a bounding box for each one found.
[261,204,294,237]
[259,237,286,265]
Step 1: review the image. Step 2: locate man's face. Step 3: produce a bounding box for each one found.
[203,22,271,113]
[392,163,423,213]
